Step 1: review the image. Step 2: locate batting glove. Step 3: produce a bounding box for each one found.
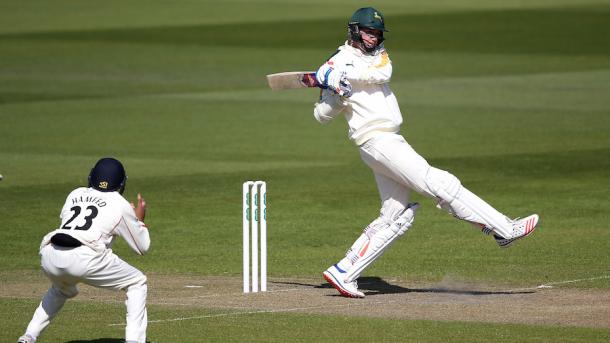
[315,63,333,88]
[336,76,353,98]
[317,65,353,98]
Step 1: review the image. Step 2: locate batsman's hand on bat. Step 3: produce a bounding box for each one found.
[336,76,353,98]
[131,193,147,222]
[316,64,353,98]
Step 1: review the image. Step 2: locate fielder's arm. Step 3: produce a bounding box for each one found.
[118,194,150,255]
[131,193,146,221]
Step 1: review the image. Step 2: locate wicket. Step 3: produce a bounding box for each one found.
[242,181,267,293]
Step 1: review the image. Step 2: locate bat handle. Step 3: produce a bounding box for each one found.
[301,73,320,88]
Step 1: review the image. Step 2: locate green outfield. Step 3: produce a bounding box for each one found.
[1,0,609,342]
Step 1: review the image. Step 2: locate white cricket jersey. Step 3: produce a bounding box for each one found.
[40,187,150,255]
[314,42,403,145]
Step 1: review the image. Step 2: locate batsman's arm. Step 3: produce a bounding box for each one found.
[314,89,346,124]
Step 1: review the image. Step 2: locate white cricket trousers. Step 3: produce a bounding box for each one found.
[24,244,148,343]
[358,132,511,230]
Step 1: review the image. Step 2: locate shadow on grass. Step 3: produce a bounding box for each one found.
[273,276,535,297]
[65,340,151,343]
[356,276,535,296]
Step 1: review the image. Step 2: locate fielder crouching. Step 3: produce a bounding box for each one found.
[18,158,150,343]
[315,7,540,298]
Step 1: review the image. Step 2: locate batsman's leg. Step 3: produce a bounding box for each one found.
[325,172,416,297]
[425,166,514,236]
[361,133,539,242]
[344,202,419,283]
[425,167,540,242]
[338,171,411,270]
[325,215,392,298]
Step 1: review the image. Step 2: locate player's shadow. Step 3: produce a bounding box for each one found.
[356,276,535,296]
[274,276,535,296]
[65,340,151,343]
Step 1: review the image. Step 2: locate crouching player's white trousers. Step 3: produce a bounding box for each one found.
[24,244,148,343]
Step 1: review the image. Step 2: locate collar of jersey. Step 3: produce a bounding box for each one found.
[341,41,385,57]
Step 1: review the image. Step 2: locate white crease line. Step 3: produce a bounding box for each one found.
[261,287,312,293]
[108,301,388,326]
[506,275,610,292]
[129,287,311,306]
[536,275,609,289]
[142,287,328,307]
[189,286,314,299]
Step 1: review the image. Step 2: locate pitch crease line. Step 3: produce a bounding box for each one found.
[108,301,389,326]
[505,275,610,292]
[536,275,609,288]
[181,286,316,300]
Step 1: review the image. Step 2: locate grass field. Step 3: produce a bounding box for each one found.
[1,0,610,342]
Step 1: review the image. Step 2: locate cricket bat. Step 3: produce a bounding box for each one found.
[266,71,319,90]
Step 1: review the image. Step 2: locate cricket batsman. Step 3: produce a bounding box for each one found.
[17,158,150,343]
[315,7,540,298]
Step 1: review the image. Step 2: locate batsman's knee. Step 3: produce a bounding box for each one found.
[394,203,419,236]
[423,167,486,226]
[424,167,462,205]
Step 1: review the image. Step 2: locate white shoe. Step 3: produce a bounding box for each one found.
[323,264,364,298]
[17,334,35,343]
[494,214,539,248]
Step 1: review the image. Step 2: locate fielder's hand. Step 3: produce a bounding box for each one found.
[131,193,147,222]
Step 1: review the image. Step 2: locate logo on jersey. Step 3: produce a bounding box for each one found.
[98,181,108,189]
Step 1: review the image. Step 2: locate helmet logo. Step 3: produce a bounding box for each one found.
[99,181,108,189]
[374,12,382,22]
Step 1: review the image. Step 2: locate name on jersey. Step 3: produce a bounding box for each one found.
[71,196,107,207]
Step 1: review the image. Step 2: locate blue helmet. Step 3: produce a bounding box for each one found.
[88,157,127,194]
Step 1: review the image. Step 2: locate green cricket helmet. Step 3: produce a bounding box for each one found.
[349,7,388,32]
[348,7,388,51]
